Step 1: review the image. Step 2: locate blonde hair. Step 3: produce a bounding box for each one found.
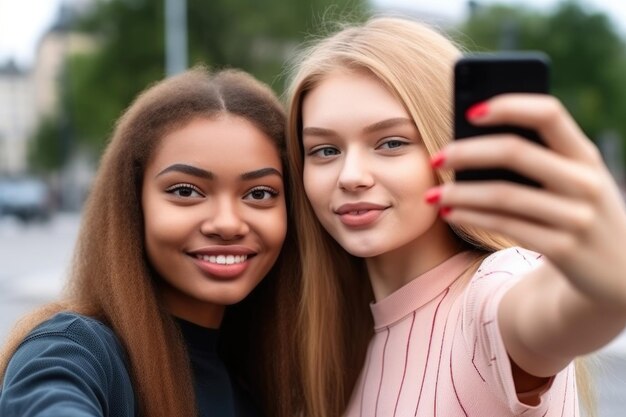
[285,16,593,417]
[1,67,303,417]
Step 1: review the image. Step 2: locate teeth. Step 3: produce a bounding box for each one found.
[197,254,248,265]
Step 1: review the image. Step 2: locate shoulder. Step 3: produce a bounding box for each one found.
[463,247,544,311]
[20,312,122,355]
[1,312,135,416]
[9,311,129,378]
[477,247,544,277]
[24,311,120,348]
[460,248,544,340]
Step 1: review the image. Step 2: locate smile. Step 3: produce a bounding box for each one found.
[195,254,248,265]
[191,255,252,279]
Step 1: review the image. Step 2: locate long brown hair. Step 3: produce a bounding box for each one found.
[285,16,593,417]
[1,67,302,417]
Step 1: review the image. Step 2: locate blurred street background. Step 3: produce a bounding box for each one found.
[1,0,626,415]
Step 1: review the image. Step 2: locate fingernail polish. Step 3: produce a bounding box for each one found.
[424,187,442,204]
[466,102,489,120]
[430,152,446,168]
[439,206,453,217]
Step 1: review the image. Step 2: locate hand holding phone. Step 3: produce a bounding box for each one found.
[453,52,550,186]
[437,52,626,324]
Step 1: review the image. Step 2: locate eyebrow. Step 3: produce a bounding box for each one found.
[156,164,213,179]
[155,164,281,180]
[362,117,415,134]
[240,167,283,180]
[302,117,415,138]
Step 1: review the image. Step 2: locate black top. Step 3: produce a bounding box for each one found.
[0,312,262,417]
[176,317,261,417]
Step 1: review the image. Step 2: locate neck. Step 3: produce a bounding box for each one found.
[157,281,225,329]
[365,220,463,301]
[170,305,225,329]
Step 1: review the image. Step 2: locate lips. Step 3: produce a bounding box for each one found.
[188,246,257,279]
[335,202,388,227]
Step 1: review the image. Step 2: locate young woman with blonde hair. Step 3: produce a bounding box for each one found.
[0,67,302,417]
[286,16,626,417]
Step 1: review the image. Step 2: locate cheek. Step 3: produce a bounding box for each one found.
[271,214,288,248]
[397,156,438,193]
[408,170,437,195]
[145,212,177,245]
[142,194,186,257]
[257,205,288,251]
[143,215,173,274]
[303,165,328,208]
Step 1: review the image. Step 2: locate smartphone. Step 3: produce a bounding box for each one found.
[453,52,551,186]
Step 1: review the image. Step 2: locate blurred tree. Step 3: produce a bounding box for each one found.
[30,0,368,166]
[458,0,626,168]
[28,116,64,172]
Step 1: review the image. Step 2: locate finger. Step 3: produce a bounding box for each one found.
[441,207,574,257]
[469,94,603,165]
[437,183,596,232]
[443,136,602,199]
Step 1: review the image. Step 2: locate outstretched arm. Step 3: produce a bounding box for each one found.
[429,93,626,377]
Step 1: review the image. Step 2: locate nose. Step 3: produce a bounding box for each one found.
[200,197,249,241]
[337,148,374,192]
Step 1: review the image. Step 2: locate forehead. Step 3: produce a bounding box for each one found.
[302,70,409,127]
[148,115,282,174]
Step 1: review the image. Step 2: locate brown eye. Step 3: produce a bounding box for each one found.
[244,186,278,202]
[165,183,203,198]
[177,188,194,197]
[251,190,267,200]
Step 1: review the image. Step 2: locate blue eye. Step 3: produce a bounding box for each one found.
[310,147,340,158]
[165,183,203,198]
[244,186,278,201]
[378,139,407,150]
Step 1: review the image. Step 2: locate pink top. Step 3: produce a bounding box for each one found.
[344,248,578,417]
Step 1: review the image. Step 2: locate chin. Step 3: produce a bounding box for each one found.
[204,286,255,306]
[341,241,387,259]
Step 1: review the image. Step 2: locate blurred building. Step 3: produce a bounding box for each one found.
[0,61,36,174]
[33,4,96,121]
[0,0,95,176]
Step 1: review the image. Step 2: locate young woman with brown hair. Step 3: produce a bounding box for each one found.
[285,16,626,417]
[0,67,302,417]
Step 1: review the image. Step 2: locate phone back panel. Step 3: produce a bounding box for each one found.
[453,53,550,185]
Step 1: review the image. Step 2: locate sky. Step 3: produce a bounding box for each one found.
[1,0,625,68]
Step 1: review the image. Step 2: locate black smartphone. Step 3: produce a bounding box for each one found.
[453,52,550,186]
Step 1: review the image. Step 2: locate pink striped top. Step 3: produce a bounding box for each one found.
[345,248,578,417]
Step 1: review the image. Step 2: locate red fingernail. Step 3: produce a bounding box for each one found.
[430,152,446,168]
[466,102,489,120]
[439,206,453,217]
[424,187,442,204]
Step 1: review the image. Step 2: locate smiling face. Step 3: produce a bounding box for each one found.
[142,115,286,327]
[301,70,455,262]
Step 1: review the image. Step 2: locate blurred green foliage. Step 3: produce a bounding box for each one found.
[28,116,64,172]
[458,0,626,160]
